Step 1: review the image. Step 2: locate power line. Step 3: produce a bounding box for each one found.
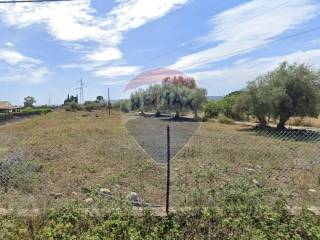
[0,0,72,3]
[179,25,320,70]
[145,0,290,65]
[76,77,85,104]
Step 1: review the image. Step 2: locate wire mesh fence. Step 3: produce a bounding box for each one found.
[118,123,320,207]
[0,119,320,210]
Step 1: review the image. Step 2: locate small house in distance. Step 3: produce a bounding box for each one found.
[0,101,21,114]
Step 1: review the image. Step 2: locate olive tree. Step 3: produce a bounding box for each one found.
[239,62,320,128]
[188,88,207,119]
[24,96,36,108]
[159,83,189,118]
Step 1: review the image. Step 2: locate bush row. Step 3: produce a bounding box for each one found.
[1,180,319,239]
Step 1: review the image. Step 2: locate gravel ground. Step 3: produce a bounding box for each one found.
[125,116,200,163]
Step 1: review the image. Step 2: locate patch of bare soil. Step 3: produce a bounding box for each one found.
[125,116,200,163]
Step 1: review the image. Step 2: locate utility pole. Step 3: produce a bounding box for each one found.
[76,77,85,104]
[48,96,51,107]
[166,125,171,215]
[107,87,111,115]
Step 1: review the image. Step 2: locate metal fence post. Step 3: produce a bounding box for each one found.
[166,125,171,215]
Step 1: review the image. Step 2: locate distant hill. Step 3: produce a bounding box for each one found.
[207,96,223,100]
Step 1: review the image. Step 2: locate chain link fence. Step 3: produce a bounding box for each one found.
[0,117,319,210]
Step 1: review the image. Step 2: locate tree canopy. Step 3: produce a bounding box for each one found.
[129,77,207,118]
[238,62,320,128]
[24,96,36,108]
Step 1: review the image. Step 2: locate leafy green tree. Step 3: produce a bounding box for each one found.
[120,100,130,113]
[239,62,320,128]
[204,101,220,119]
[24,96,36,108]
[239,79,273,126]
[96,96,104,102]
[219,91,243,120]
[159,83,189,118]
[188,88,207,119]
[269,63,320,128]
[129,77,207,119]
[130,90,143,111]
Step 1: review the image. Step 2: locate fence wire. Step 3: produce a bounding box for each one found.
[0,122,319,209]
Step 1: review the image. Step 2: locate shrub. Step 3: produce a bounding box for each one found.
[292,118,304,126]
[1,180,320,239]
[204,101,220,119]
[64,102,81,112]
[37,108,52,114]
[23,106,33,112]
[120,100,130,113]
[218,114,235,124]
[84,101,99,112]
[112,101,120,111]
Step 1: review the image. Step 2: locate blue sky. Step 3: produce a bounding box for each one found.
[1,0,320,105]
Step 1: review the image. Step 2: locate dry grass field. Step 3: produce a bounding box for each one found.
[287,116,320,128]
[0,110,319,212]
[171,122,320,207]
[0,110,166,210]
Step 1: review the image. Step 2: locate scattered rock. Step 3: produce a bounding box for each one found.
[308,189,317,193]
[174,168,179,171]
[256,165,262,170]
[252,179,259,185]
[244,167,255,173]
[290,192,300,198]
[127,192,139,202]
[84,198,93,204]
[0,208,9,215]
[288,206,320,216]
[72,191,78,196]
[308,206,320,215]
[99,188,111,195]
[31,208,40,215]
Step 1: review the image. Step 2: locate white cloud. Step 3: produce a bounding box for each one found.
[104,0,189,33]
[30,67,51,84]
[86,47,122,62]
[0,48,41,65]
[0,66,50,84]
[0,49,49,84]
[59,62,105,72]
[100,79,128,86]
[94,66,141,78]
[191,48,320,94]
[5,42,14,47]
[0,0,189,66]
[171,0,318,71]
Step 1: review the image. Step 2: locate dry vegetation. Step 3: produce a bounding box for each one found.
[172,122,320,207]
[287,116,320,128]
[0,110,166,210]
[0,110,319,212]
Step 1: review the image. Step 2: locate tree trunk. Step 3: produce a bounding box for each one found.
[277,115,289,130]
[257,115,267,127]
[155,111,161,117]
[194,110,198,120]
[175,110,180,119]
